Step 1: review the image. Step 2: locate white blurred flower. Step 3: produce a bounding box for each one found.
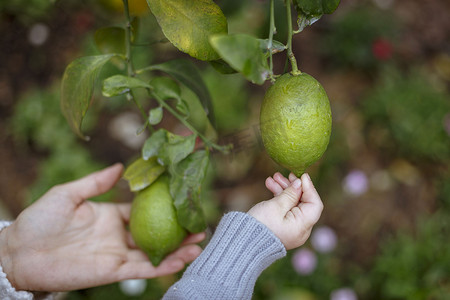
[28,23,50,46]
[119,279,147,296]
[108,112,148,149]
[330,288,358,300]
[311,226,337,253]
[292,248,317,275]
[343,170,368,196]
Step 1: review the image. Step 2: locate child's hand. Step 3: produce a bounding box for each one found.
[247,172,323,250]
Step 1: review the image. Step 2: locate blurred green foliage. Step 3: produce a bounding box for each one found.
[363,67,450,163]
[202,66,249,132]
[372,211,450,299]
[254,250,343,299]
[322,7,398,69]
[0,0,54,22]
[10,85,113,204]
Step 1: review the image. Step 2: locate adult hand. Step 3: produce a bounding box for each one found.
[0,164,205,292]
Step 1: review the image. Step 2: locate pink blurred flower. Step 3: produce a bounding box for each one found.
[330,288,358,300]
[372,38,393,61]
[292,248,317,275]
[311,226,337,253]
[343,170,368,196]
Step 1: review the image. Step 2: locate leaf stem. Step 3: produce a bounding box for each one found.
[150,91,230,153]
[135,65,155,75]
[132,38,169,47]
[123,0,153,133]
[268,0,276,82]
[285,0,301,75]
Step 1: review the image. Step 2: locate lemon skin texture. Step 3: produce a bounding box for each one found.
[130,175,187,266]
[260,73,332,176]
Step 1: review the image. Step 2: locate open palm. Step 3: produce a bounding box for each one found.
[0,164,204,292]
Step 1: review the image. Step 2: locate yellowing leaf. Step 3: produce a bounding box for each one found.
[61,54,116,140]
[123,157,165,192]
[146,0,227,61]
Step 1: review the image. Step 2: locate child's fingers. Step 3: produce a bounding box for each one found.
[288,172,298,183]
[298,173,323,226]
[265,177,283,196]
[274,178,302,212]
[273,172,290,189]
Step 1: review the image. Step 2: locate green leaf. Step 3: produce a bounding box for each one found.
[149,77,190,117]
[61,54,116,140]
[149,77,181,101]
[159,132,197,166]
[131,17,140,43]
[123,157,165,192]
[94,27,126,55]
[148,106,163,125]
[142,129,168,160]
[322,0,340,14]
[259,39,286,56]
[170,150,209,232]
[175,99,190,117]
[149,59,215,125]
[102,75,152,97]
[209,59,237,74]
[210,34,269,85]
[146,0,227,61]
[293,0,340,17]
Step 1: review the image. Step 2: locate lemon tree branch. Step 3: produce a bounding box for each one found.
[285,0,301,75]
[122,0,154,133]
[268,0,276,82]
[150,90,230,153]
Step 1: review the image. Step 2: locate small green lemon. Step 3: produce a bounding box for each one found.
[260,72,332,176]
[129,175,187,266]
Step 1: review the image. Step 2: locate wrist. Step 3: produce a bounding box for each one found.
[0,225,18,290]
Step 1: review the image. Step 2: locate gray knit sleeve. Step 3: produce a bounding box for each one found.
[163,212,286,300]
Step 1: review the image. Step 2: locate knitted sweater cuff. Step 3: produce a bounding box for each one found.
[168,212,286,299]
[0,221,54,300]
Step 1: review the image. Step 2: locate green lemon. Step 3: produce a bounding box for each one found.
[129,175,187,266]
[260,73,332,176]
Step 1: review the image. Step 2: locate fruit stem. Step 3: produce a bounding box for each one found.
[123,0,136,77]
[150,90,231,154]
[123,0,154,133]
[285,0,301,75]
[268,0,276,82]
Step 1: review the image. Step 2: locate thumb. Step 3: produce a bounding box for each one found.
[298,173,323,227]
[274,178,302,212]
[56,163,124,205]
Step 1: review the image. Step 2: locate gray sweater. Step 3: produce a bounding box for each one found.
[163,212,287,299]
[0,212,286,299]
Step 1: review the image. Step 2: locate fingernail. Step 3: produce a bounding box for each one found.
[293,178,301,189]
